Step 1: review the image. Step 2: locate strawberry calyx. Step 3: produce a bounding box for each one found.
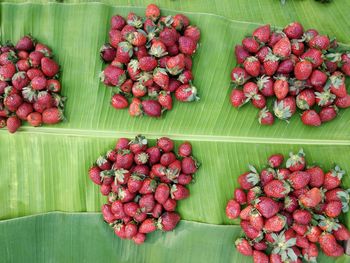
[337,189,350,212]
[271,231,297,262]
[286,149,305,168]
[114,169,129,183]
[315,90,336,106]
[247,164,260,186]
[130,134,148,147]
[273,100,292,121]
[330,165,345,180]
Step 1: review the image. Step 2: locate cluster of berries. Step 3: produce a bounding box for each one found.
[89,135,199,244]
[230,22,350,127]
[100,4,200,118]
[0,35,64,133]
[226,150,350,262]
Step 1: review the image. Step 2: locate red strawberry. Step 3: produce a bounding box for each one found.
[141,99,162,117]
[284,195,299,213]
[310,70,327,88]
[153,68,169,89]
[16,36,34,51]
[309,35,330,50]
[243,56,260,77]
[100,65,126,87]
[4,93,23,112]
[296,234,309,249]
[335,94,350,108]
[122,202,139,218]
[247,186,262,204]
[16,59,30,71]
[171,184,189,200]
[242,37,260,53]
[268,31,284,47]
[301,48,323,68]
[139,178,157,194]
[293,209,311,225]
[253,24,271,43]
[296,89,315,110]
[177,174,192,185]
[264,179,290,198]
[319,232,344,257]
[255,197,279,219]
[127,174,144,193]
[116,150,134,169]
[138,56,157,72]
[226,199,241,219]
[132,232,146,245]
[155,183,170,204]
[108,29,123,48]
[159,27,178,47]
[276,59,294,74]
[320,106,337,122]
[235,238,253,256]
[40,57,59,77]
[27,68,44,80]
[166,54,185,75]
[258,107,274,125]
[256,46,270,63]
[29,51,44,68]
[329,71,347,98]
[139,218,157,234]
[0,63,16,81]
[163,198,177,211]
[12,71,30,91]
[89,166,102,185]
[177,141,192,157]
[238,165,260,190]
[294,60,312,80]
[111,94,128,109]
[291,40,304,56]
[306,225,321,243]
[102,204,116,223]
[288,171,310,190]
[230,67,250,85]
[268,154,284,168]
[234,188,247,205]
[293,223,308,236]
[263,53,279,76]
[260,168,275,186]
[251,93,266,109]
[178,36,197,55]
[145,4,160,21]
[264,214,286,232]
[234,45,250,64]
[124,222,138,239]
[324,201,342,218]
[16,102,33,120]
[301,110,321,127]
[139,193,155,213]
[146,146,161,165]
[152,203,163,218]
[273,37,291,58]
[299,187,322,208]
[184,25,200,42]
[175,84,199,102]
[257,75,274,97]
[42,107,63,124]
[333,224,350,241]
[284,22,304,39]
[241,220,262,239]
[27,112,42,127]
[253,250,269,263]
[156,212,181,232]
[274,77,289,100]
[324,166,344,190]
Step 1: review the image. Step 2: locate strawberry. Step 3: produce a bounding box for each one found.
[268,154,284,168]
[132,232,146,245]
[138,56,157,72]
[301,48,323,68]
[12,71,30,91]
[264,179,290,198]
[234,188,247,205]
[305,166,324,186]
[16,102,33,120]
[324,166,344,190]
[116,150,134,169]
[255,197,279,219]
[247,186,262,204]
[89,166,102,185]
[141,99,161,117]
[294,60,312,80]
[139,178,157,194]
[116,41,133,63]
[126,31,147,47]
[132,82,147,97]
[177,174,192,185]
[178,36,197,55]
[151,203,163,218]
[146,146,161,165]
[226,199,240,219]
[108,29,123,49]
[16,59,30,71]
[258,107,274,125]
[284,22,304,39]
[320,106,337,122]
[306,225,321,243]
[184,25,200,42]
[111,94,128,109]
[139,193,155,212]
[27,68,45,80]
[268,31,284,47]
[296,89,315,110]
[301,109,321,126]
[159,27,178,47]
[291,40,304,56]
[315,90,336,107]
[166,54,185,75]
[273,37,291,58]
[145,4,160,21]
[264,214,286,232]
[284,195,299,213]
[15,36,34,51]
[127,174,144,193]
[292,223,308,235]
[111,200,126,218]
[155,183,170,204]
[257,75,274,97]
[231,67,250,85]
[329,71,347,98]
[319,232,344,257]
[253,241,267,251]
[243,56,260,77]
[160,152,176,166]
[309,35,330,50]
[256,46,270,63]
[27,112,42,127]
[263,53,279,76]
[175,84,199,102]
[153,68,169,89]
[293,209,312,225]
[29,51,44,68]
[139,218,157,234]
[295,234,309,249]
[253,24,271,43]
[273,77,289,100]
[299,187,323,208]
[260,168,275,186]
[100,65,126,87]
[277,59,294,74]
[310,70,327,88]
[171,184,189,200]
[42,107,63,124]
[102,204,116,223]
[335,94,350,108]
[163,198,177,211]
[234,45,250,64]
[242,37,260,53]
[0,63,16,81]
[324,201,342,218]
[333,224,350,241]
[241,220,262,240]
[4,93,23,112]
[253,250,269,263]
[238,165,260,190]
[157,212,180,231]
[40,57,59,78]
[124,222,138,239]
[288,171,310,190]
[251,93,266,109]
[235,238,253,256]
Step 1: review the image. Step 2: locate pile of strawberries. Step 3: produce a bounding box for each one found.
[230,22,350,127]
[99,4,200,118]
[0,35,64,133]
[88,135,199,244]
[226,150,350,262]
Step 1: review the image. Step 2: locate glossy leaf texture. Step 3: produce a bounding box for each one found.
[0,212,349,263]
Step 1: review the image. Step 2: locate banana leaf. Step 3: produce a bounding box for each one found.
[1,1,350,262]
[0,212,349,263]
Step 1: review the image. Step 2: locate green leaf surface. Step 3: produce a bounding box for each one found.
[0,212,349,263]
